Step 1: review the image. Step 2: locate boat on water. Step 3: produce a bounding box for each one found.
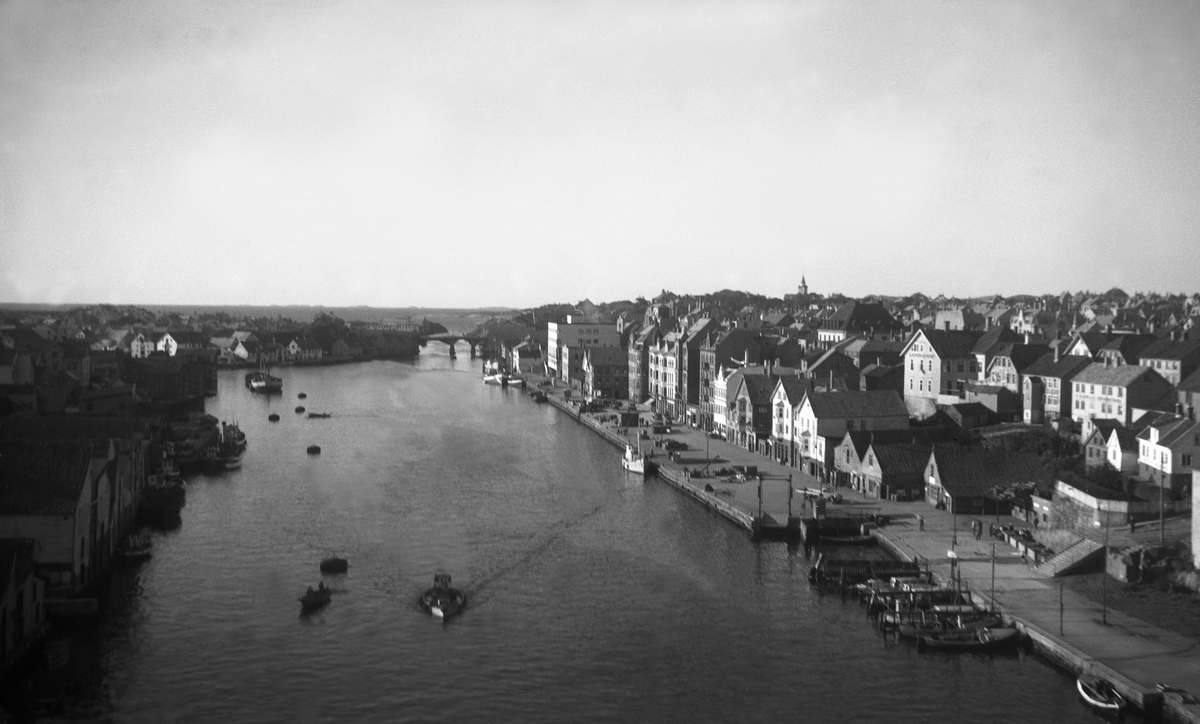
[114,532,152,564]
[298,392,307,399]
[482,372,509,386]
[821,534,875,546]
[897,614,1003,639]
[320,557,349,574]
[245,365,283,394]
[268,413,280,422]
[299,583,332,614]
[307,445,321,455]
[1077,675,1126,712]
[622,441,650,476]
[307,412,332,419]
[295,406,306,413]
[918,626,1019,652]
[419,573,466,621]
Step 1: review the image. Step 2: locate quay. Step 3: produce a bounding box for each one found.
[532,376,1200,723]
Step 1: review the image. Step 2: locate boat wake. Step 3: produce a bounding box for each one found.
[463,501,610,607]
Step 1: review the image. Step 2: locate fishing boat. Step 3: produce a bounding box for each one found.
[268,413,280,422]
[295,406,306,413]
[246,364,283,394]
[897,614,1003,639]
[419,574,466,621]
[307,444,321,455]
[298,393,307,399]
[299,584,332,613]
[622,441,650,476]
[307,412,332,419]
[1077,674,1126,712]
[918,626,1019,652]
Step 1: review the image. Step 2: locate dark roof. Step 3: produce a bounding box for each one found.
[1024,353,1093,379]
[804,390,908,419]
[930,445,1049,496]
[0,440,95,515]
[911,329,983,359]
[1179,367,1200,393]
[949,402,992,417]
[774,376,808,404]
[1075,363,1165,387]
[971,327,1022,356]
[870,443,932,476]
[820,302,901,332]
[1137,337,1200,361]
[994,343,1053,372]
[1098,334,1159,363]
[739,374,778,405]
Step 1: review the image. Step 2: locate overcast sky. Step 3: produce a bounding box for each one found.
[2,1,1198,308]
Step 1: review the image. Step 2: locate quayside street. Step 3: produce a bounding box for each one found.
[532,375,1200,724]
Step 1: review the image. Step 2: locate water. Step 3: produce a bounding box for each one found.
[32,352,1113,723]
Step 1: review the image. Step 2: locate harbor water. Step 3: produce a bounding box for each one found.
[38,352,1121,723]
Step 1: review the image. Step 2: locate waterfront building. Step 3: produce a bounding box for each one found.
[647,331,681,419]
[769,376,808,466]
[794,390,909,481]
[627,325,660,403]
[285,336,324,363]
[509,339,544,375]
[698,329,765,431]
[923,445,1047,515]
[1070,362,1173,431]
[0,440,108,596]
[546,317,619,377]
[725,369,777,452]
[0,538,46,672]
[581,347,628,400]
[677,318,717,427]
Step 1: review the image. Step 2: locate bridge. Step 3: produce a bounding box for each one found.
[419,332,489,359]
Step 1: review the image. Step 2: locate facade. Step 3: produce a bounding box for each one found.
[726,371,777,452]
[698,329,763,431]
[769,377,809,466]
[795,390,910,478]
[923,446,1047,514]
[546,318,619,376]
[1071,363,1173,429]
[1022,352,1092,425]
[900,329,982,418]
[581,346,629,400]
[1136,337,1200,386]
[0,539,45,671]
[627,325,660,403]
[1136,410,1200,491]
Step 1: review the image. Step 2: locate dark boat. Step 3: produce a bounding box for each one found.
[114,532,152,565]
[268,413,280,422]
[307,445,321,455]
[299,584,332,613]
[1077,674,1126,712]
[419,573,465,621]
[298,393,307,399]
[295,406,306,413]
[897,614,1003,639]
[918,626,1019,652]
[320,557,349,574]
[821,534,875,546]
[307,412,332,419]
[246,366,283,394]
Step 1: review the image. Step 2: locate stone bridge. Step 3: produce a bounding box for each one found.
[419,332,488,359]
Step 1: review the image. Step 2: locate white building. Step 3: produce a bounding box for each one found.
[546,317,619,375]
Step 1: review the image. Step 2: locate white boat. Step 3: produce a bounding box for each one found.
[1077,675,1125,712]
[622,442,649,475]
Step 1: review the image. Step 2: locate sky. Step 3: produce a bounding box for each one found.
[2,1,1199,309]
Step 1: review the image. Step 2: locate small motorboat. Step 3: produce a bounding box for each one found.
[320,557,349,574]
[299,584,332,614]
[918,626,1019,652]
[307,412,332,419]
[298,393,307,399]
[268,413,280,422]
[419,573,466,621]
[1078,674,1126,712]
[307,444,321,455]
[295,406,306,413]
[897,614,1003,639]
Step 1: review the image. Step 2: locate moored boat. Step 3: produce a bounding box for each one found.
[897,614,1003,639]
[918,626,1019,652]
[307,412,332,418]
[1077,674,1126,712]
[419,573,466,620]
[622,441,650,476]
[114,532,152,564]
[247,367,283,394]
[268,413,280,422]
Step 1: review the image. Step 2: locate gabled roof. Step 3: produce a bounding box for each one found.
[1137,414,1200,448]
[1024,353,1093,380]
[737,374,779,405]
[772,376,808,406]
[1137,337,1200,362]
[1098,334,1159,364]
[820,301,901,332]
[803,390,908,419]
[1106,425,1138,452]
[991,343,1052,372]
[1075,363,1165,387]
[971,327,1021,356]
[870,443,932,476]
[903,329,983,359]
[929,445,1049,496]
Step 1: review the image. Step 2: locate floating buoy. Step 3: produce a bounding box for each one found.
[307,444,321,455]
[268,413,280,422]
[295,406,306,413]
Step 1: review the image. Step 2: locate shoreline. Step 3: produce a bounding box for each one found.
[533,376,1200,723]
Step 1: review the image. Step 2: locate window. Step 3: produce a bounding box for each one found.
[1183,454,1192,467]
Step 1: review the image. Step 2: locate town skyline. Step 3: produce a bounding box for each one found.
[4,2,1200,307]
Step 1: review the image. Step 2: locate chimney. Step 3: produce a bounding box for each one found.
[1054,344,1061,363]
[1024,332,1030,344]
[1189,404,1195,421]
[1176,401,1185,416]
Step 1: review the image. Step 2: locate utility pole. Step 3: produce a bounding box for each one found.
[1159,477,1166,545]
[990,543,996,613]
[1103,507,1110,626]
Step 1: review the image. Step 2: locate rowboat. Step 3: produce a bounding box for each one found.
[897,614,1003,639]
[1077,674,1125,712]
[918,626,1019,651]
[299,585,332,613]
